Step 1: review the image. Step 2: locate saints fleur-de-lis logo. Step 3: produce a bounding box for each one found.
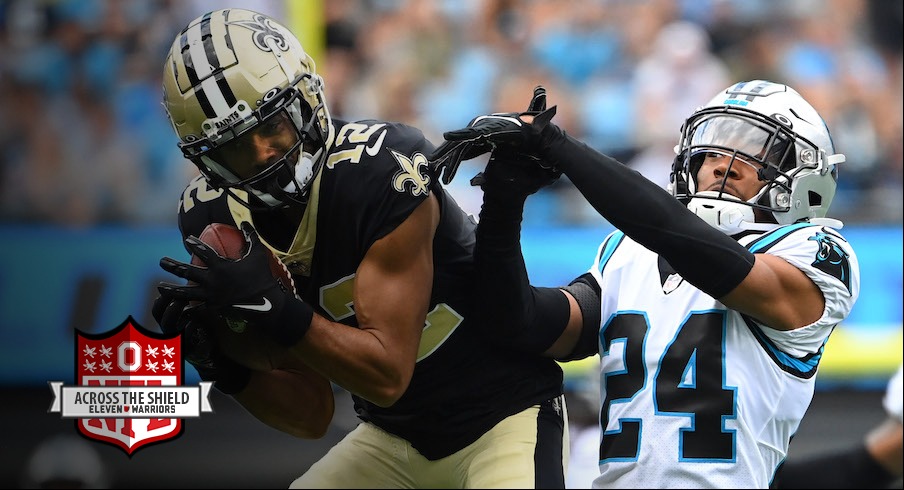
[390,150,430,196]
[227,14,289,53]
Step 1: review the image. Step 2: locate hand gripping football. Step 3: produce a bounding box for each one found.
[191,223,298,372]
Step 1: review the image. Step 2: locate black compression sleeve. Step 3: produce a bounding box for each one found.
[539,129,755,299]
[772,444,897,489]
[474,173,571,354]
[559,273,602,361]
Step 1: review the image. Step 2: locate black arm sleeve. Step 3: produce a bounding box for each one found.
[474,168,571,355]
[771,444,897,489]
[558,273,602,362]
[540,129,755,299]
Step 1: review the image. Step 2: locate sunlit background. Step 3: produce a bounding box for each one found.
[0,0,901,488]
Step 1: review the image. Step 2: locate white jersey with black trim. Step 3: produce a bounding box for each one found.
[584,223,860,489]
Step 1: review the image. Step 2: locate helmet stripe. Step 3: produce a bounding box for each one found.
[744,81,770,100]
[215,72,238,108]
[199,13,219,72]
[198,76,230,118]
[726,80,773,102]
[180,13,208,86]
[182,12,236,118]
[178,31,196,85]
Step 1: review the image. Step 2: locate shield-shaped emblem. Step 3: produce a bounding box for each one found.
[76,316,182,455]
[662,273,684,295]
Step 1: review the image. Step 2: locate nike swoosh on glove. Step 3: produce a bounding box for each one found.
[157,222,314,347]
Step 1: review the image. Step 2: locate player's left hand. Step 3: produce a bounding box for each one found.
[152,290,190,335]
[429,85,557,185]
[151,290,251,394]
[470,149,561,198]
[157,222,314,346]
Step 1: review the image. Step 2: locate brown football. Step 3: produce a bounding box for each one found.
[191,223,298,372]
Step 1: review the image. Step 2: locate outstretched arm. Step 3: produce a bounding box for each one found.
[471,153,595,359]
[431,91,824,331]
[459,88,601,359]
[540,130,756,300]
[537,129,827,330]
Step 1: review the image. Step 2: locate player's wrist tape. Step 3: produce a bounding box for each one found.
[266,297,314,347]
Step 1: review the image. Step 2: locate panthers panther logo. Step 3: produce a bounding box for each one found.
[808,231,852,294]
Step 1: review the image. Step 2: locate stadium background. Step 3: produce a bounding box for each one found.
[0,0,900,487]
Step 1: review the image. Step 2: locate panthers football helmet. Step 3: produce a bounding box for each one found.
[162,8,334,210]
[669,80,845,234]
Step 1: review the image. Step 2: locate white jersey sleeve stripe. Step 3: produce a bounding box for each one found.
[593,230,626,277]
[746,222,816,253]
[742,316,825,378]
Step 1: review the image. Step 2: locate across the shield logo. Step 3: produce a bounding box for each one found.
[75,316,183,455]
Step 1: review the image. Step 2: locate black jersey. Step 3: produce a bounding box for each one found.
[176,119,563,460]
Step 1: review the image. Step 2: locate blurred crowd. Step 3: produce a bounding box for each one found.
[0,0,901,228]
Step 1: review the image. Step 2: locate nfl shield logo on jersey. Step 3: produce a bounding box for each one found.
[49,316,214,456]
[662,273,684,294]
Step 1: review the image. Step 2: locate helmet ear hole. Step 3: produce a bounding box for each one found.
[808,191,823,208]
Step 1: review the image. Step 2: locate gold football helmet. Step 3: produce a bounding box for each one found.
[162,8,334,209]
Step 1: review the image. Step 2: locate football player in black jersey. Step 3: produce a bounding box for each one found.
[152,8,569,488]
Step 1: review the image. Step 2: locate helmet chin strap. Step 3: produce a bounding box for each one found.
[687,192,845,234]
[246,148,320,209]
[280,151,316,194]
[686,191,777,235]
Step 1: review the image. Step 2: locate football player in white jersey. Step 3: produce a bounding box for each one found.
[429,81,861,488]
[774,363,902,488]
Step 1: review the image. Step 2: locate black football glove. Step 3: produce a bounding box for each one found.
[429,85,559,185]
[157,222,313,347]
[151,291,251,395]
[470,150,561,198]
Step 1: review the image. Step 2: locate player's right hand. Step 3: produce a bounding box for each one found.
[429,85,558,185]
[157,222,313,347]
